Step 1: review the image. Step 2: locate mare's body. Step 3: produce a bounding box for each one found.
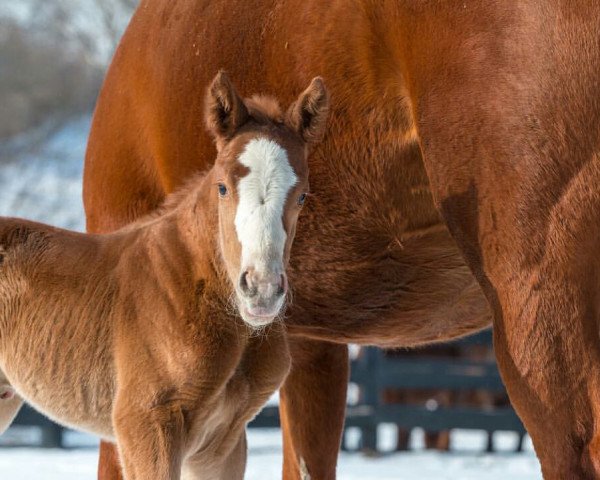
[85,1,600,478]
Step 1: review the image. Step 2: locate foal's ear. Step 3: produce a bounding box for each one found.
[286,77,330,147]
[205,71,249,147]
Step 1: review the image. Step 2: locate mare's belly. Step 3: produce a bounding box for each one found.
[282,125,491,345]
[289,186,492,346]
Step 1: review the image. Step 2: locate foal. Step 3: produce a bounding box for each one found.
[0,72,329,479]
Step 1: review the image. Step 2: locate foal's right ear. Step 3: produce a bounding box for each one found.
[205,71,249,149]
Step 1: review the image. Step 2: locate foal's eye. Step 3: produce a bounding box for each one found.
[217,183,228,197]
[297,193,308,206]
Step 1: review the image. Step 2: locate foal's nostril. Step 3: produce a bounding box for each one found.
[239,270,258,297]
[239,271,249,292]
[277,274,288,297]
[239,269,287,300]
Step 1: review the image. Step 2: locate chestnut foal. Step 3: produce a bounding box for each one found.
[0,72,329,479]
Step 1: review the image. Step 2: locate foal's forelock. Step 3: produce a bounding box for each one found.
[234,138,297,272]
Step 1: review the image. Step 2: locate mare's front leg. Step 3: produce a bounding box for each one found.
[280,337,348,480]
[113,389,185,480]
[98,441,123,480]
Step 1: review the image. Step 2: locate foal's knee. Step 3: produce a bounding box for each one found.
[113,399,186,480]
[114,398,186,441]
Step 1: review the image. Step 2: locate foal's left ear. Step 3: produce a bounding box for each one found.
[286,77,330,148]
[205,70,249,149]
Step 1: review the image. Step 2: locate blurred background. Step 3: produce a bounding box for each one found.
[0,0,133,229]
[0,1,542,478]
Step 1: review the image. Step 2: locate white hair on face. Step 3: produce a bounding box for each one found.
[234,138,297,273]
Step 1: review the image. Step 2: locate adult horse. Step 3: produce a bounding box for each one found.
[84,1,600,479]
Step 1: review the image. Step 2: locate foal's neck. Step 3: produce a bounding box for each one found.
[156,169,222,283]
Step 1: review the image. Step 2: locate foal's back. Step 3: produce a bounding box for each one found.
[0,218,119,435]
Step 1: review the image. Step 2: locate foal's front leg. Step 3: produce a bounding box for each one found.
[182,432,247,480]
[113,391,185,480]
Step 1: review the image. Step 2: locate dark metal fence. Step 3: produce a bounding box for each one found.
[344,331,526,452]
[12,406,64,448]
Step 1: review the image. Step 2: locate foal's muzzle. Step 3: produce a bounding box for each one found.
[237,268,287,327]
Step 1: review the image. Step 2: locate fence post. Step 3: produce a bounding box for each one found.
[359,347,380,453]
[40,424,63,448]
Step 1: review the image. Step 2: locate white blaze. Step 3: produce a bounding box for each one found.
[235,138,297,273]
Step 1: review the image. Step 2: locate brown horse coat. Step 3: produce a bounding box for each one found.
[0,74,329,479]
[84,1,600,479]
[0,205,285,479]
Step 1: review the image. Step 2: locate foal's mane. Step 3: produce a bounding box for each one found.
[159,172,209,214]
[119,171,209,232]
[244,95,284,124]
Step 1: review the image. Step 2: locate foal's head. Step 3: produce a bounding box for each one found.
[205,72,329,328]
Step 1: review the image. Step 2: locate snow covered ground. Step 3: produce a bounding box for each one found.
[0,427,542,480]
[0,118,543,478]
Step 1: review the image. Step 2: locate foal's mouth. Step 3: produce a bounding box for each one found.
[238,299,285,328]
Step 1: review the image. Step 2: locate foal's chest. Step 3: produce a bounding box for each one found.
[185,328,290,458]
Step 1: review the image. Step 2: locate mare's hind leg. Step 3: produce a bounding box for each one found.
[423,132,600,477]
[113,391,185,480]
[489,266,600,478]
[280,338,348,480]
[413,35,600,475]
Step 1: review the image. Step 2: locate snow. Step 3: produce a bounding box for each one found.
[0,428,542,479]
[0,116,90,231]
[0,118,543,477]
[0,0,131,64]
